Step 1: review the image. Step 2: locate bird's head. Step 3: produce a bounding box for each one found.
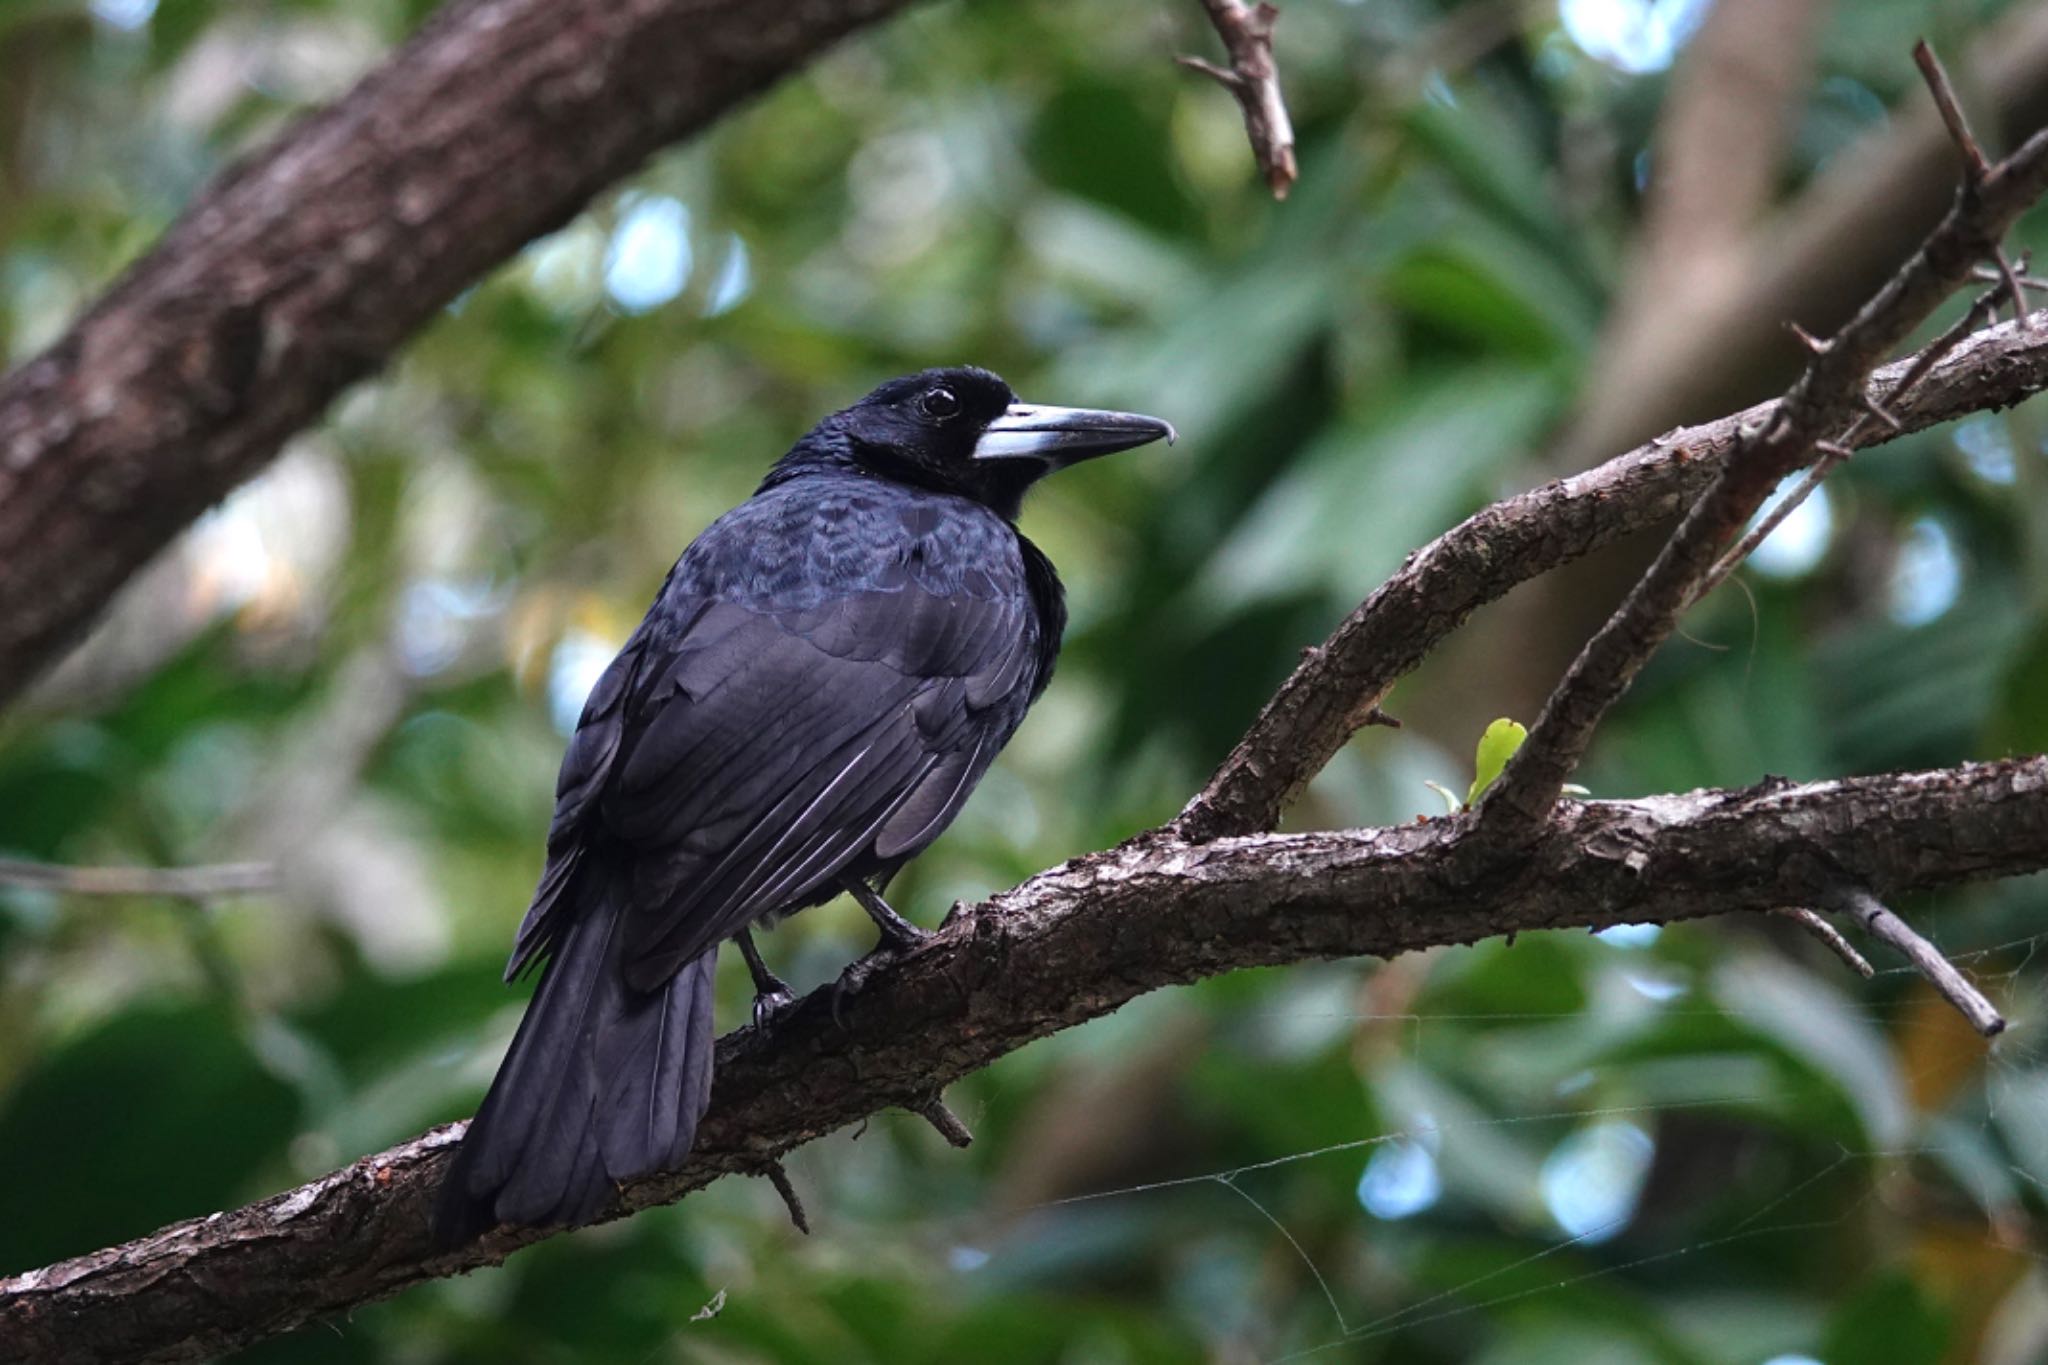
[795,366,1175,519]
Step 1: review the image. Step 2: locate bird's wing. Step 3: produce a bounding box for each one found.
[510,580,1037,990]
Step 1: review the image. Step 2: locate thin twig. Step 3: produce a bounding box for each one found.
[1694,289,2041,604]
[1173,310,2048,843]
[758,1159,811,1235]
[1713,41,2033,603]
[916,1097,974,1148]
[0,857,276,899]
[1915,38,1993,181]
[1692,50,2045,599]
[1177,0,1297,198]
[1703,37,2048,601]
[1997,251,2034,328]
[1826,884,2005,1036]
[1474,43,2048,840]
[1775,907,1874,978]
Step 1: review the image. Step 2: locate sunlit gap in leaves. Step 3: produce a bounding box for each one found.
[1559,0,1713,75]
[396,578,501,678]
[704,236,751,317]
[1955,414,2018,484]
[89,0,155,32]
[1748,477,1835,580]
[549,628,620,735]
[186,450,349,627]
[1596,923,1661,949]
[1889,516,1963,627]
[1594,923,1691,1002]
[1357,1126,1442,1221]
[1539,1119,1655,1243]
[605,195,693,313]
[528,194,749,317]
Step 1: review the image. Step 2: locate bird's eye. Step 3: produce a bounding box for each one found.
[919,387,961,420]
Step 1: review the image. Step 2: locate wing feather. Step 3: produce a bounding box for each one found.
[520,560,1041,994]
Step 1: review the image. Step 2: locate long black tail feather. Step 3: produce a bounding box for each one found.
[435,865,717,1247]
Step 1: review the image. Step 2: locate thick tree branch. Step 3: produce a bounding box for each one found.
[13,306,2048,1365]
[0,0,919,709]
[1173,310,2048,842]
[5,758,2044,1364]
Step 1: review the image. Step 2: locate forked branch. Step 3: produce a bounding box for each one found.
[1475,41,2048,840]
[1178,0,1298,198]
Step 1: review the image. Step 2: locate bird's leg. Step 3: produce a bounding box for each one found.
[832,874,931,1028]
[736,928,796,1029]
[840,873,931,952]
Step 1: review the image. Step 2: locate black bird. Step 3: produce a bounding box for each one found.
[435,366,1173,1243]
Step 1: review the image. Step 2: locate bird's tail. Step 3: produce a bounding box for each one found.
[434,863,717,1247]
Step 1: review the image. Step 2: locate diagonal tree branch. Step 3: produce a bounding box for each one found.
[1551,1,2048,474]
[10,313,2048,1365]
[1177,0,1297,198]
[1476,47,2048,840]
[8,21,2048,1365]
[1172,309,2048,842]
[0,0,922,709]
[5,757,2045,1365]
[11,310,2046,1365]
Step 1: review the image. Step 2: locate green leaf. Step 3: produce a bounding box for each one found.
[1467,718,1528,806]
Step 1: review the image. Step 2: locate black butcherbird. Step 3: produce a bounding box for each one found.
[435,367,1173,1243]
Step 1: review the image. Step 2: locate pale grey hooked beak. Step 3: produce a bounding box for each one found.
[972,402,1177,465]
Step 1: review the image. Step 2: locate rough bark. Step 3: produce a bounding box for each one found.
[1481,80,2048,836]
[6,4,2048,1361]
[4,758,2045,1365]
[1174,312,2048,841]
[0,0,915,705]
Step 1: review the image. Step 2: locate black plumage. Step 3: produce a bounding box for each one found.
[435,366,1172,1243]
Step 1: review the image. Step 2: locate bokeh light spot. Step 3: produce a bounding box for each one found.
[1749,479,1834,580]
[1541,1120,1655,1242]
[1889,516,1962,626]
[1358,1138,1443,1221]
[604,196,692,313]
[1560,0,1712,74]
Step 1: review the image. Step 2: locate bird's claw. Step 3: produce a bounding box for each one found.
[830,929,930,1030]
[830,952,886,1031]
[751,985,797,1031]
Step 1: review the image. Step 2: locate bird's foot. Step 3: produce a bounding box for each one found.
[876,914,933,955]
[737,928,797,1030]
[829,925,933,1030]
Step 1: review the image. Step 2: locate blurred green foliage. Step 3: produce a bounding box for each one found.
[5,0,2048,1361]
